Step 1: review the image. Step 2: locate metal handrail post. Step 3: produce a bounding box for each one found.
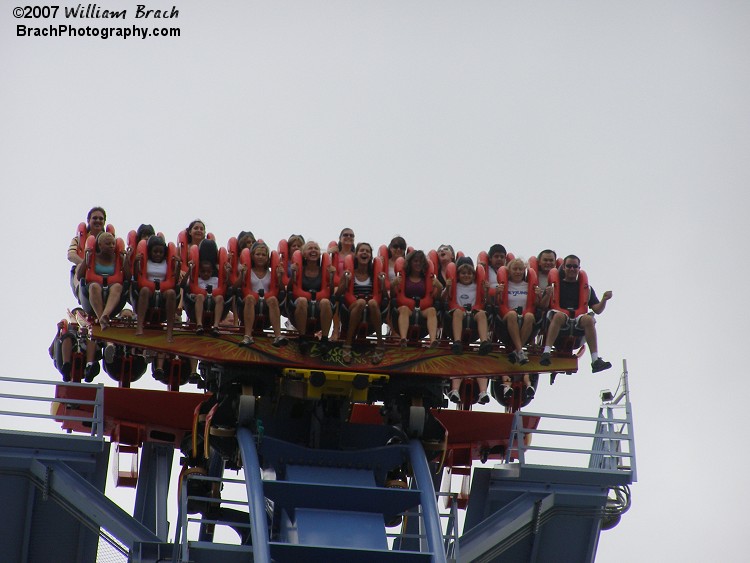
[409,439,447,563]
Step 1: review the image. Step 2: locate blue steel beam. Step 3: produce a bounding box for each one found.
[29,459,160,547]
[459,491,554,562]
[236,427,271,563]
[133,443,174,540]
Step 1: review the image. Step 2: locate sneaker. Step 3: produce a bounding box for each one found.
[272,335,288,347]
[84,362,99,383]
[448,390,461,404]
[103,343,116,364]
[239,335,254,347]
[539,352,552,366]
[451,342,463,355]
[478,340,492,356]
[524,386,536,401]
[477,391,490,405]
[591,357,612,373]
[210,326,221,337]
[399,338,408,348]
[188,372,201,385]
[517,349,529,365]
[508,351,518,364]
[61,362,72,382]
[502,384,514,401]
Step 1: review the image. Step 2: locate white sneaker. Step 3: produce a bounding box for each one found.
[448,390,461,403]
[477,391,490,405]
[502,385,514,401]
[517,349,529,365]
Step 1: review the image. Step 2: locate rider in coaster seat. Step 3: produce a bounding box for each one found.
[540,254,613,373]
[235,241,287,347]
[132,235,181,342]
[337,243,387,364]
[182,238,231,336]
[495,258,540,403]
[76,231,129,329]
[443,257,492,405]
[287,241,334,349]
[392,250,441,348]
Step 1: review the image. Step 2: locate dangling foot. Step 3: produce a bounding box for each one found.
[272,335,289,347]
[99,315,110,330]
[448,389,461,404]
[239,335,254,347]
[591,357,612,373]
[477,391,490,405]
[61,362,72,382]
[502,384,514,401]
[84,362,100,383]
[210,326,220,337]
[195,325,205,336]
[429,339,439,349]
[451,342,463,355]
[399,338,408,348]
[517,349,529,365]
[524,385,536,401]
[478,340,492,355]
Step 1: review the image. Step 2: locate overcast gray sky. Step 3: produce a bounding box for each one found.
[2,1,748,561]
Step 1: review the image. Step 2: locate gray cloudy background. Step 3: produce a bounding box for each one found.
[1,1,748,561]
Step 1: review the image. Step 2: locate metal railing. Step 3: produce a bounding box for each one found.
[0,375,104,440]
[504,360,637,480]
[176,471,461,561]
[176,473,253,561]
[385,491,461,561]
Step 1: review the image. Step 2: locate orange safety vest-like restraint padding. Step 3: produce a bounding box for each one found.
[84,234,126,286]
[341,254,385,309]
[548,267,590,318]
[290,250,333,301]
[393,256,435,310]
[238,246,282,301]
[134,239,179,293]
[445,261,487,312]
[497,265,538,317]
[186,243,229,298]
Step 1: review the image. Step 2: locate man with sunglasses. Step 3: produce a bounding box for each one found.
[539,255,613,373]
